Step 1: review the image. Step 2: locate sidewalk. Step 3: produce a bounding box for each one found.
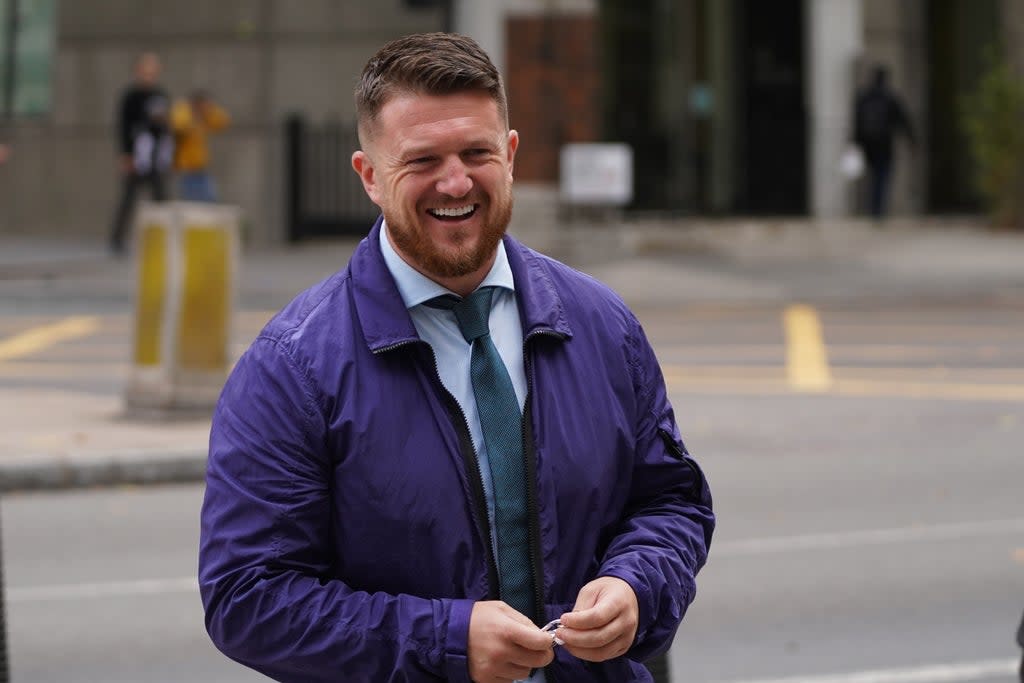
[2,217,1023,493]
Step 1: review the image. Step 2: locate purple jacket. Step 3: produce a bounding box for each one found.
[199,220,714,682]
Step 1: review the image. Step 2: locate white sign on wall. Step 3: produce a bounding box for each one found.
[559,143,634,206]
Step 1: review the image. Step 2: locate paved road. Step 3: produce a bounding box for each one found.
[2,296,1022,681]
[2,484,260,683]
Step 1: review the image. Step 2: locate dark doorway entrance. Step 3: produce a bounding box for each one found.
[734,0,807,214]
[599,0,807,215]
[600,0,692,212]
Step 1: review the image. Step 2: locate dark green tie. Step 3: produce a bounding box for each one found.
[428,287,535,621]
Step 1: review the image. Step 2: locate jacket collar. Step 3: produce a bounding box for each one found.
[351,217,572,353]
[503,234,573,341]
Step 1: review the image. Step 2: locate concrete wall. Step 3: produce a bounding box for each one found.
[0,0,445,244]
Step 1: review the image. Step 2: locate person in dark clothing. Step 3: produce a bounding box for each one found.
[853,66,916,220]
[108,52,173,254]
[1017,609,1024,682]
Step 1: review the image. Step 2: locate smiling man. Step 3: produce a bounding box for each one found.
[199,33,714,683]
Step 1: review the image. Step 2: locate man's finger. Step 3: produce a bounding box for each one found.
[561,599,617,630]
[562,631,634,663]
[556,616,622,649]
[508,621,560,653]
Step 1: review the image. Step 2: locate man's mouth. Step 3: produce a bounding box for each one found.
[428,205,477,221]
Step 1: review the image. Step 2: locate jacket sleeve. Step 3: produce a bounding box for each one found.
[596,313,715,662]
[199,337,475,682]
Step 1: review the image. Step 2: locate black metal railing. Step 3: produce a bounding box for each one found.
[284,114,379,242]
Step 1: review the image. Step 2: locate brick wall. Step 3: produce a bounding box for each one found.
[505,15,600,182]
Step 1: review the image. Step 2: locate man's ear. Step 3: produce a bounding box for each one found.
[352,150,381,205]
[506,129,519,176]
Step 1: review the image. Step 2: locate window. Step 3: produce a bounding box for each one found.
[1,0,57,118]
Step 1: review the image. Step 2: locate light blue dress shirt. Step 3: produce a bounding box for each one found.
[380,224,546,683]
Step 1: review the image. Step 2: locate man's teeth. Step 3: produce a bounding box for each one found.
[431,205,475,218]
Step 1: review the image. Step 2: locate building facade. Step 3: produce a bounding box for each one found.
[0,0,1021,244]
[0,1,450,244]
[486,0,1024,221]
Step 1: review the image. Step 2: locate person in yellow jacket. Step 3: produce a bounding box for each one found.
[171,89,230,202]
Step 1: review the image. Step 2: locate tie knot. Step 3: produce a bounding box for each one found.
[427,287,495,343]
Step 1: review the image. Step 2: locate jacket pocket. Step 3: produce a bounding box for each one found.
[657,425,688,460]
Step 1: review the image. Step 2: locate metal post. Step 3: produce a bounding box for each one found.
[284,113,304,242]
[0,10,14,674]
[0,502,10,682]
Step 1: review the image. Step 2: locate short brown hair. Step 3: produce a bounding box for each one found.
[355,32,508,141]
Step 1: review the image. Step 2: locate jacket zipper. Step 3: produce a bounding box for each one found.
[376,327,566,629]
[522,329,565,627]
[378,328,567,678]
[373,340,500,598]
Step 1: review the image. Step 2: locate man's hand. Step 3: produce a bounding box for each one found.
[118,154,134,175]
[557,577,639,663]
[468,601,555,683]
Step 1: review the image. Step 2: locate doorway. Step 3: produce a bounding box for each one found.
[599,0,807,215]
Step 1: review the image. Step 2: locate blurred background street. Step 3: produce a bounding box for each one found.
[2,0,1024,681]
[2,216,1023,682]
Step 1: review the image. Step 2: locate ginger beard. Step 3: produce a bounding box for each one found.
[384,182,513,280]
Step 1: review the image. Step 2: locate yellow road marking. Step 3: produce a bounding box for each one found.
[664,370,1024,402]
[0,316,101,361]
[784,304,832,392]
[831,378,1024,402]
[660,343,1016,362]
[0,361,125,378]
[663,364,1024,381]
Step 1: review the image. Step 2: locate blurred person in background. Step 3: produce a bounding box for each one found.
[852,65,916,220]
[108,52,173,254]
[171,89,230,202]
[1017,609,1023,682]
[199,32,714,683]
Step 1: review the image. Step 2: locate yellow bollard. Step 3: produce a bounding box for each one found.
[126,201,241,415]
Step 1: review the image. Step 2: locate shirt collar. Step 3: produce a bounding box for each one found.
[379,220,516,309]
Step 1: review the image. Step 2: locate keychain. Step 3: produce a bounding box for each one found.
[541,619,564,647]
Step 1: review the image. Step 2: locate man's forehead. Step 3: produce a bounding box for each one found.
[378,89,501,119]
[367,91,506,145]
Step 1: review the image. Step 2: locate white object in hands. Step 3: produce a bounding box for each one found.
[541,619,564,647]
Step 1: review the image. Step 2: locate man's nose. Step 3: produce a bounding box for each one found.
[435,158,473,198]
